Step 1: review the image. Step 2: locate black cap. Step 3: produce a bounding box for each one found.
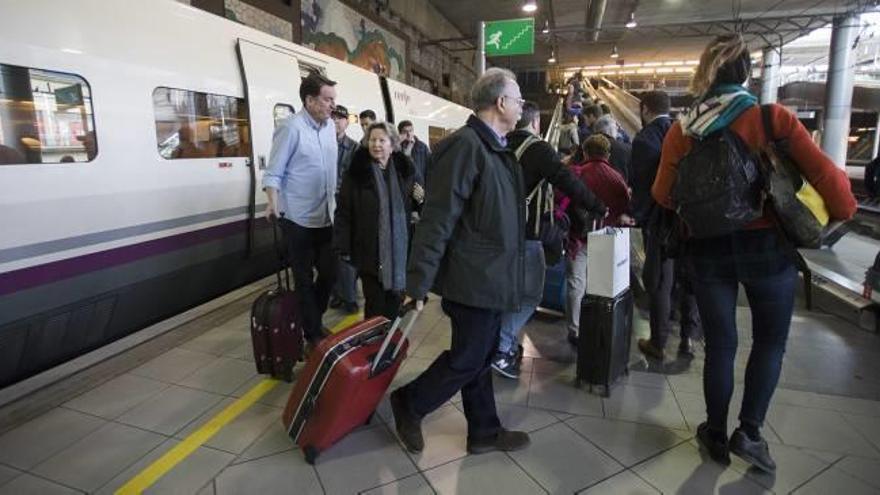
[331,105,349,119]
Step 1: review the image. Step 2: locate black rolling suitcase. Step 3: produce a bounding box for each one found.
[576,289,633,396]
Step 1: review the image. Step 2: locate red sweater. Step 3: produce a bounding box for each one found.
[578,157,631,226]
[651,104,857,227]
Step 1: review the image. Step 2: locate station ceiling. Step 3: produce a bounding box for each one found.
[426,0,878,69]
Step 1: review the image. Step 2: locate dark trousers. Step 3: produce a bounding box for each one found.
[333,257,358,304]
[360,273,403,320]
[649,258,701,349]
[400,299,502,440]
[687,229,797,433]
[280,219,336,341]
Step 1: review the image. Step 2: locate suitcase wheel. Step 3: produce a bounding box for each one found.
[302,445,319,465]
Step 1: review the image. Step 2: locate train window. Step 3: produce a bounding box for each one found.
[274,104,295,128]
[153,87,251,160]
[0,63,97,165]
[428,125,456,149]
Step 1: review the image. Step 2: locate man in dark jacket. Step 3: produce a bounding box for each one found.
[491,101,607,379]
[398,120,432,189]
[632,90,701,361]
[593,115,632,182]
[329,105,360,313]
[390,68,532,456]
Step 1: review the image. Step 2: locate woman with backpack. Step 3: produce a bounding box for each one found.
[651,34,857,473]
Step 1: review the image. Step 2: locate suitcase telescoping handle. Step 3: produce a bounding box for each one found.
[370,300,421,374]
[270,213,291,291]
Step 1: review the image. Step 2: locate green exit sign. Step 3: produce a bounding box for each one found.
[484,18,535,57]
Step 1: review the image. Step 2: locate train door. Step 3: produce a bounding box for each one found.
[236,39,301,254]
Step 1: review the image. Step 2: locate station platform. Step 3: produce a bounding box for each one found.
[0,280,878,495]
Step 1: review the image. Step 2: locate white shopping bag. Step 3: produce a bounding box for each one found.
[586,227,630,298]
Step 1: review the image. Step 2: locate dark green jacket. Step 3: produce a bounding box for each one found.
[406,115,540,311]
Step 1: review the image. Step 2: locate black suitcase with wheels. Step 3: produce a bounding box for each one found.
[576,289,633,396]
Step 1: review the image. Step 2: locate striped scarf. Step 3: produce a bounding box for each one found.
[681,84,758,139]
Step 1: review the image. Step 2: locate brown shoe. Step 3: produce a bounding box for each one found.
[467,429,530,455]
[638,338,665,361]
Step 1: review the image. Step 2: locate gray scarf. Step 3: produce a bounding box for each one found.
[371,159,408,292]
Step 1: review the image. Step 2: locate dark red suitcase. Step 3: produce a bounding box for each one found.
[250,219,303,382]
[281,307,418,464]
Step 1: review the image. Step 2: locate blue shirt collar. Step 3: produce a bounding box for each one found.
[301,109,329,131]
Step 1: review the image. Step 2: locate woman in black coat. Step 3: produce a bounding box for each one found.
[333,122,424,319]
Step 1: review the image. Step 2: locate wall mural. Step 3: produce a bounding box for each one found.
[301,0,406,81]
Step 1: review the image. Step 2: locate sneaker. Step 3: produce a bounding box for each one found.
[328,295,342,309]
[515,344,525,363]
[343,302,359,314]
[696,422,730,465]
[730,428,776,473]
[467,429,530,454]
[389,389,424,453]
[638,338,665,361]
[491,352,520,379]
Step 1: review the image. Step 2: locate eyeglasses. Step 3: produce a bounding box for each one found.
[502,95,525,106]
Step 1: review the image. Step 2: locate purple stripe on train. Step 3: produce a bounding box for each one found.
[0,220,251,296]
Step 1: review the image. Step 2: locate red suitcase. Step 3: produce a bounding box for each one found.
[250,219,303,382]
[281,306,419,464]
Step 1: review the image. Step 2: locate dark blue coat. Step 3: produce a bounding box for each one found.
[630,116,673,226]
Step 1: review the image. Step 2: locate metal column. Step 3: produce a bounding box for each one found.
[760,46,780,104]
[477,21,486,76]
[821,14,860,168]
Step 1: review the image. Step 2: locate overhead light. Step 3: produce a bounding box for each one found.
[522,0,537,13]
[542,19,550,34]
[610,45,619,58]
[626,12,637,28]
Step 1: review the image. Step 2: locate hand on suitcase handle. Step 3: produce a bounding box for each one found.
[370,301,421,374]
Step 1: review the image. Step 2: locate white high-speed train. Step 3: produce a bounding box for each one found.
[0,0,472,386]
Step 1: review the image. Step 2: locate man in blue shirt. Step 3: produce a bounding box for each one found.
[263,72,339,344]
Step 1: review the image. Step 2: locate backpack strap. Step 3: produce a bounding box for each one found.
[515,134,541,161]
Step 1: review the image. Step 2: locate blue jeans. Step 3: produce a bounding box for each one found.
[497,304,536,355]
[686,229,797,433]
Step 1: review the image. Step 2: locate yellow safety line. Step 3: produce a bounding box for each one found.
[116,313,363,494]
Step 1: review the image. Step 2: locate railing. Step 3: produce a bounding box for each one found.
[543,97,565,150]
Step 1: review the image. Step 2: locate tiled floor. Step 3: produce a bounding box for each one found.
[0,292,879,494]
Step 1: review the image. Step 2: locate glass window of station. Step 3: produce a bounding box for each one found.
[0,64,97,165]
[153,87,251,160]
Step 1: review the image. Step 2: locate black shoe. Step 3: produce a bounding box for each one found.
[567,331,578,347]
[389,389,424,453]
[515,344,525,363]
[730,428,776,473]
[343,302,359,314]
[491,352,520,379]
[328,295,343,309]
[696,422,730,465]
[678,338,695,359]
[467,429,531,455]
[638,339,665,361]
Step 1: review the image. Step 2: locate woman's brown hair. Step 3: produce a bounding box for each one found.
[584,134,611,159]
[690,34,749,98]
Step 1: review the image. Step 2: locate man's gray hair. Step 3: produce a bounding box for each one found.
[594,115,619,139]
[367,122,401,151]
[470,68,517,112]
